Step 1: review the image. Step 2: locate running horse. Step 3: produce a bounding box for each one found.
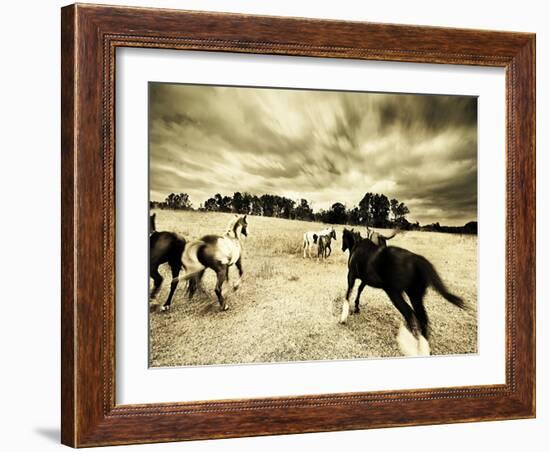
[340,228,465,356]
[149,213,186,310]
[173,214,248,311]
[303,227,337,258]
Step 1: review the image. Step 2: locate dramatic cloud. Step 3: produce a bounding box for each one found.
[150,83,477,226]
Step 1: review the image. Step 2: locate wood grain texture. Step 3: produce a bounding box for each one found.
[60,3,536,447]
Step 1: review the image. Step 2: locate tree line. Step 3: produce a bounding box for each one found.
[150,191,419,229]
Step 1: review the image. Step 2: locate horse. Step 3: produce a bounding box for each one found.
[365,227,397,247]
[340,228,465,356]
[303,227,337,258]
[317,234,331,260]
[317,233,337,259]
[149,213,187,310]
[173,214,248,311]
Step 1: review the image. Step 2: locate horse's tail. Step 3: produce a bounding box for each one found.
[381,230,397,241]
[173,240,206,283]
[417,256,465,309]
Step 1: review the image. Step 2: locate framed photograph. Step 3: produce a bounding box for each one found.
[61,4,535,447]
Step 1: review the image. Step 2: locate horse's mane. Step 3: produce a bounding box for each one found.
[351,230,362,242]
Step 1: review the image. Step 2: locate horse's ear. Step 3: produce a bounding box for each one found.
[243,214,247,219]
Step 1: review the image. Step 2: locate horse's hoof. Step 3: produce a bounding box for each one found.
[354,309,360,314]
[222,304,229,311]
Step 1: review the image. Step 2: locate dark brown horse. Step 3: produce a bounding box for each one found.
[149,213,186,310]
[317,234,333,259]
[340,228,464,355]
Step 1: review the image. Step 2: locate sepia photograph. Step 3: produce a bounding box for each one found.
[148,82,478,367]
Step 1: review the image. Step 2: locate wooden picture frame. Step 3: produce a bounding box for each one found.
[61,3,535,447]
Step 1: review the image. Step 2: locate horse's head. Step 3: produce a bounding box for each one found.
[226,214,249,238]
[330,228,337,240]
[342,228,354,253]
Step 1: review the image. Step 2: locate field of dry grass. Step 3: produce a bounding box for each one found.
[149,209,477,367]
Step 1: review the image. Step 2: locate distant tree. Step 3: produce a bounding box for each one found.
[314,209,329,223]
[232,192,249,214]
[394,216,411,229]
[463,221,478,234]
[370,193,390,227]
[250,195,262,216]
[241,193,253,215]
[347,207,361,225]
[390,198,400,221]
[293,198,314,221]
[279,197,295,219]
[165,192,192,210]
[358,192,374,225]
[260,194,275,217]
[327,202,347,224]
[204,197,217,212]
[396,202,410,221]
[214,193,232,212]
[390,198,410,226]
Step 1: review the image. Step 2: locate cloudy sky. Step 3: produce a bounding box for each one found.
[149,83,477,226]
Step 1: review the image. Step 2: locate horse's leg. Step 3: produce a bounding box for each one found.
[186,270,205,300]
[214,265,229,311]
[386,290,421,338]
[162,261,182,311]
[303,239,307,258]
[354,280,367,314]
[326,244,331,258]
[407,285,429,339]
[233,257,243,291]
[340,271,356,324]
[150,265,163,300]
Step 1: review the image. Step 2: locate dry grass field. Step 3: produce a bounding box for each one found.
[149,209,477,367]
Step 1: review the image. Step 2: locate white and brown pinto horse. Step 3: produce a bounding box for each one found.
[302,227,336,258]
[172,215,248,311]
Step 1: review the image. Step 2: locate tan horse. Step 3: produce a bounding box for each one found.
[172,215,248,311]
[365,227,397,247]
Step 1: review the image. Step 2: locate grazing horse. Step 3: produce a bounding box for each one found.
[364,227,397,247]
[340,228,464,356]
[173,215,248,311]
[149,213,186,310]
[303,227,336,258]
